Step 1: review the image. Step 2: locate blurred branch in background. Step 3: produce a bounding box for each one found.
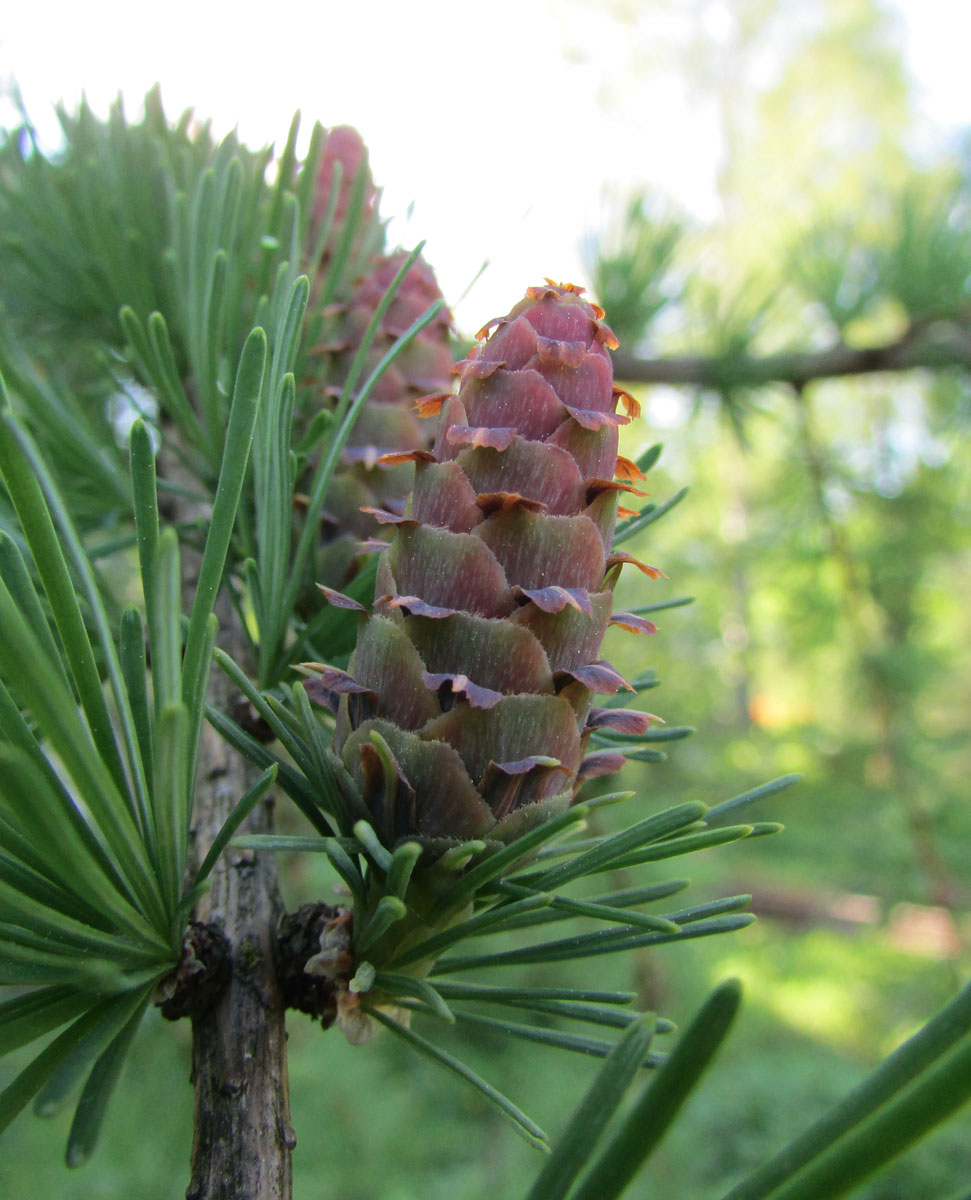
[612,320,971,389]
[594,172,971,387]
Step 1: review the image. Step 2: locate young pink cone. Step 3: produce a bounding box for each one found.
[312,282,660,848]
[310,125,380,262]
[315,251,454,587]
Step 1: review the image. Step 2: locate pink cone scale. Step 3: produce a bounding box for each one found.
[310,282,661,848]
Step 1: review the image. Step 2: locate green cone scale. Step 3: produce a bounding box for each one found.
[312,282,661,848]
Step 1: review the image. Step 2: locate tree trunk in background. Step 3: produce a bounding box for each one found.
[791,383,959,913]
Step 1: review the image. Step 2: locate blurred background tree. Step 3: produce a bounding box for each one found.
[577,6,971,1187]
[586,0,971,914]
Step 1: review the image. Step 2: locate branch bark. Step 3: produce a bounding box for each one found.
[186,612,295,1200]
[169,468,294,1198]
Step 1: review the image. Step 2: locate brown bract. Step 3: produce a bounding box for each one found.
[311,283,660,848]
